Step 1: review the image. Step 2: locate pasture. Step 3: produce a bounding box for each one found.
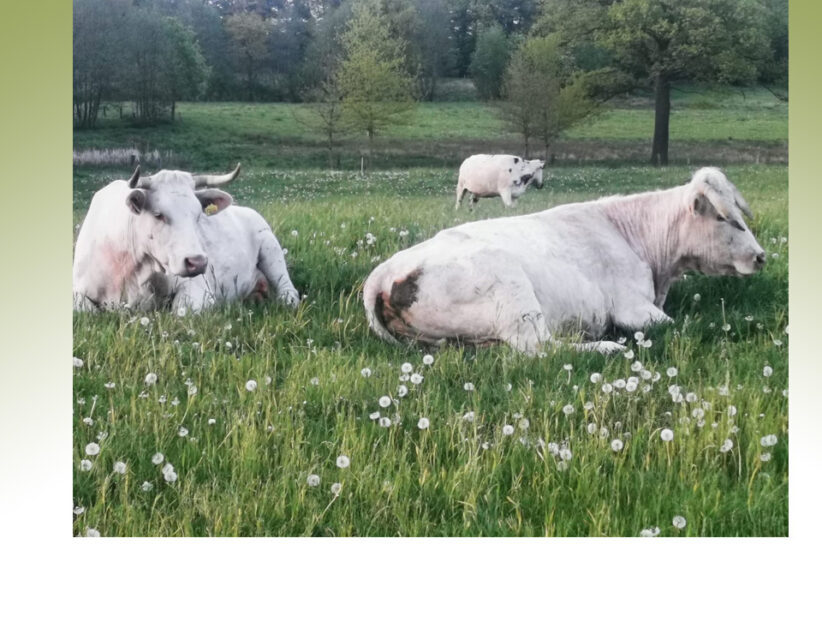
[72,163,788,537]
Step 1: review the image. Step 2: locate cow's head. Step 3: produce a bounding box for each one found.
[682,167,765,277]
[125,164,240,277]
[517,159,545,190]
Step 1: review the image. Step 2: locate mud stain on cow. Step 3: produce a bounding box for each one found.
[375,268,423,338]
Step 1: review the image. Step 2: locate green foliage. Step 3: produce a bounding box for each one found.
[224,12,271,101]
[72,164,788,537]
[502,35,596,155]
[470,25,510,100]
[337,0,416,149]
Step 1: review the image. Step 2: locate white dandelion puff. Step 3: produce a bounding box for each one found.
[141,481,153,492]
[631,361,642,372]
[187,385,198,396]
[422,354,434,366]
[463,411,475,422]
[556,460,569,472]
[397,385,409,397]
[760,434,778,447]
[73,357,84,368]
[502,424,514,436]
[245,379,258,392]
[562,404,574,415]
[79,459,92,472]
[360,368,372,378]
[518,418,530,430]
[410,373,423,385]
[634,331,645,342]
[563,363,573,371]
[672,516,687,529]
[559,448,572,461]
[151,452,164,465]
[611,438,624,452]
[176,306,186,317]
[727,405,737,417]
[331,482,342,495]
[378,395,391,408]
[763,366,773,377]
[463,382,475,392]
[164,470,178,483]
[379,417,392,428]
[309,377,320,386]
[599,427,610,439]
[590,373,602,384]
[306,474,320,487]
[587,423,597,435]
[760,452,772,462]
[83,417,94,426]
[85,442,100,456]
[660,429,674,442]
[623,350,635,360]
[720,438,734,453]
[401,362,413,374]
[139,316,150,327]
[336,455,350,468]
[144,372,158,386]
[85,527,101,538]
[666,367,678,378]
[178,426,189,437]
[417,417,430,430]
[602,383,613,394]
[113,461,126,474]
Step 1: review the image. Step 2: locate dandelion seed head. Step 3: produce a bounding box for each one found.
[379,417,391,428]
[331,482,342,495]
[727,405,737,417]
[590,373,602,384]
[463,411,475,422]
[309,377,320,386]
[720,438,734,453]
[610,438,624,452]
[397,385,409,397]
[763,365,773,377]
[401,362,413,374]
[85,442,100,456]
[417,417,430,430]
[79,459,92,471]
[563,363,573,371]
[113,461,126,474]
[602,383,613,394]
[502,424,514,436]
[666,367,678,378]
[152,452,164,465]
[672,516,687,529]
[378,395,391,408]
[660,429,674,442]
[141,481,153,492]
[760,434,778,447]
[599,427,610,439]
[245,379,258,392]
[410,373,423,385]
[73,357,84,368]
[587,423,598,434]
[422,354,434,366]
[85,527,101,537]
[518,418,530,430]
[464,382,475,392]
[562,404,574,415]
[178,427,189,437]
[760,452,771,462]
[164,470,178,483]
[306,474,320,487]
[559,448,573,461]
[336,455,350,468]
[361,368,372,378]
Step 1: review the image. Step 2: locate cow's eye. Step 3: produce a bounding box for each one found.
[716,215,726,223]
[153,212,165,223]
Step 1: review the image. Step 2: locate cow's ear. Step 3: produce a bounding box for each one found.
[126,189,147,215]
[195,188,233,213]
[692,193,716,216]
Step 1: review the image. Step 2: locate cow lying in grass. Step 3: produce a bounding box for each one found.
[455,154,545,209]
[72,164,299,312]
[365,167,765,354]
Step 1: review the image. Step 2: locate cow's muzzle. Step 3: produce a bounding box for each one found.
[754,251,766,270]
[182,255,208,277]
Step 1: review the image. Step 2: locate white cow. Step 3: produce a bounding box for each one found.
[73,165,299,312]
[455,154,545,209]
[365,167,766,354]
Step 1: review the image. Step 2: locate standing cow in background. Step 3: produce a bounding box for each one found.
[455,154,545,209]
[73,164,300,312]
[365,167,765,355]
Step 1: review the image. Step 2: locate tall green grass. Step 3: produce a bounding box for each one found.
[73,165,788,536]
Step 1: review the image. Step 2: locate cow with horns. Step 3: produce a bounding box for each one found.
[72,164,300,312]
[364,167,766,354]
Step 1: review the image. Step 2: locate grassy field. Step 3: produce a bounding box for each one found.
[72,163,788,536]
[73,84,787,170]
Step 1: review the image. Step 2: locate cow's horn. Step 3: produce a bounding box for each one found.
[192,163,241,188]
[127,165,141,188]
[733,188,754,219]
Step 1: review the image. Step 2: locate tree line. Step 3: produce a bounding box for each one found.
[74,0,787,166]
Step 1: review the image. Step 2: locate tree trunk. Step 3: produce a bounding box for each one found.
[523,134,530,157]
[651,74,670,166]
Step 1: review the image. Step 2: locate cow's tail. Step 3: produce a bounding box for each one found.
[363,267,401,345]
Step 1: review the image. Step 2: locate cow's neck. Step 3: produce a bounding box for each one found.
[602,187,691,305]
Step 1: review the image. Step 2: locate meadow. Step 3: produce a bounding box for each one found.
[73,86,788,537]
